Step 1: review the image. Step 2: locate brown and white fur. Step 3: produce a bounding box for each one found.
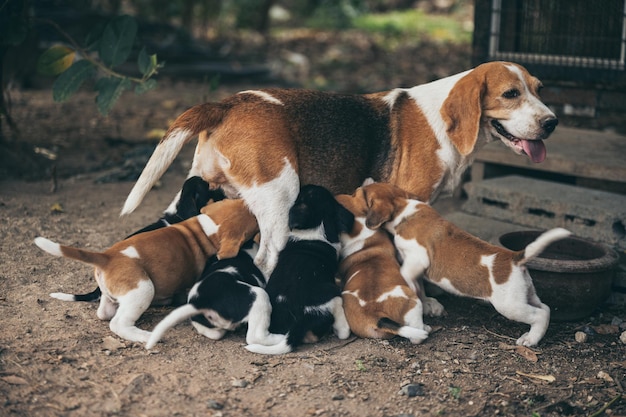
[335,193,429,344]
[35,199,258,343]
[357,182,571,346]
[120,62,557,275]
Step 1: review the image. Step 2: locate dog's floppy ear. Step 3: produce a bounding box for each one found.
[363,188,394,230]
[217,238,242,260]
[334,201,355,240]
[441,69,484,156]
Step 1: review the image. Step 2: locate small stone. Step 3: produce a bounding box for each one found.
[597,371,614,383]
[620,330,626,345]
[332,393,344,401]
[575,331,588,343]
[611,317,623,327]
[398,383,424,398]
[231,379,248,388]
[207,400,224,410]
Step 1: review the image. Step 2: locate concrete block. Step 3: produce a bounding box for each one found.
[463,175,626,249]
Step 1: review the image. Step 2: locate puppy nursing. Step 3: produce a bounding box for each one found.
[245,185,353,355]
[146,243,282,349]
[355,182,571,346]
[335,193,430,344]
[36,198,258,343]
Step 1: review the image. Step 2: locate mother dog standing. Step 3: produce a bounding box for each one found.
[122,61,558,275]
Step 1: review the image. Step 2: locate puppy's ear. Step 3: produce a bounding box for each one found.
[217,237,243,260]
[334,202,355,238]
[441,69,484,156]
[364,189,394,230]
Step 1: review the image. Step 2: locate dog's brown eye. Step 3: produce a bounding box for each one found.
[503,89,520,99]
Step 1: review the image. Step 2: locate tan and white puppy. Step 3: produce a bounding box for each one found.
[121,62,557,275]
[335,193,429,344]
[357,182,571,346]
[35,199,258,343]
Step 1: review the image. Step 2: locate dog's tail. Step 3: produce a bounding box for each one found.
[50,287,101,302]
[35,237,110,268]
[145,304,200,349]
[518,228,571,265]
[377,318,429,344]
[121,102,231,216]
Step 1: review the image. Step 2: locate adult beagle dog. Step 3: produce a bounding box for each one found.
[121,61,557,274]
[354,182,571,346]
[35,199,258,343]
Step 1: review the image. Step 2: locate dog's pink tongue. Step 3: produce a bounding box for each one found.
[522,139,546,163]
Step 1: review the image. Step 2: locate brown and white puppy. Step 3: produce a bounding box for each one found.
[357,182,571,346]
[335,193,429,344]
[35,199,258,343]
[120,62,557,275]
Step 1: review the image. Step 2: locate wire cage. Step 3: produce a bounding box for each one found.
[473,0,626,86]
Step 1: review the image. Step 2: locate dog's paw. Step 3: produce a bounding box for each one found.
[423,297,446,317]
[516,333,539,347]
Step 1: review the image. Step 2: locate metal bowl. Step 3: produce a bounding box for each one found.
[499,231,618,321]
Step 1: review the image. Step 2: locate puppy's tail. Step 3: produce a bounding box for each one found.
[146,304,200,349]
[245,335,291,355]
[518,228,571,265]
[34,237,109,268]
[121,102,230,216]
[377,318,429,344]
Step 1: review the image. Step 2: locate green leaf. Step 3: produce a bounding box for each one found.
[85,22,106,51]
[137,48,160,78]
[135,79,157,95]
[99,15,137,68]
[52,60,96,102]
[37,45,76,76]
[95,76,132,115]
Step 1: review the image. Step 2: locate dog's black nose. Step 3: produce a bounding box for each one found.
[542,117,558,134]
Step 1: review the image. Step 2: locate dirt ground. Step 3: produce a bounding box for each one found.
[1,47,626,416]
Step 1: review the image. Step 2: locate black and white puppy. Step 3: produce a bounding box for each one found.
[50,176,224,303]
[245,185,354,355]
[145,242,282,349]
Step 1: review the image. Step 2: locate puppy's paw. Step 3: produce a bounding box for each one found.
[516,333,539,347]
[423,297,446,317]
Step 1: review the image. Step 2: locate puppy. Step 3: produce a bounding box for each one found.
[146,242,282,349]
[50,176,224,303]
[335,193,430,344]
[245,185,353,355]
[357,182,571,346]
[35,199,258,343]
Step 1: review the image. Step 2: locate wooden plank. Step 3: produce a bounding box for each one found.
[474,126,626,183]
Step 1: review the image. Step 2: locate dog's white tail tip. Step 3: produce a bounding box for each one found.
[35,237,63,257]
[50,292,76,301]
[523,228,572,262]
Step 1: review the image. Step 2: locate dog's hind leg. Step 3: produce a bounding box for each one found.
[245,287,284,346]
[238,159,300,275]
[329,296,351,340]
[109,279,154,343]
